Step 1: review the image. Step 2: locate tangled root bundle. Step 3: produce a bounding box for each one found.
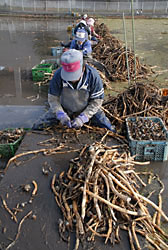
[103,82,168,131]
[52,141,168,249]
[93,23,152,81]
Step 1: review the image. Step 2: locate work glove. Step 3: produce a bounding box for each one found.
[56,111,72,128]
[83,50,88,56]
[72,113,89,129]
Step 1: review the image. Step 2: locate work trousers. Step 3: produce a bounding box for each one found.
[32,108,115,132]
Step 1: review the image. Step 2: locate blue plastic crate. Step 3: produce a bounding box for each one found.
[51,47,63,57]
[126,117,168,162]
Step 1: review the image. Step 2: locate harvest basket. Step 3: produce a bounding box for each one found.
[32,59,58,82]
[32,63,53,81]
[126,117,168,162]
[0,129,27,158]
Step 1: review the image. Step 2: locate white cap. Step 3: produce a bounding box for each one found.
[87,18,95,26]
[83,14,88,19]
[80,20,86,26]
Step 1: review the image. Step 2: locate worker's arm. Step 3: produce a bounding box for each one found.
[81,66,104,119]
[69,40,76,49]
[48,93,71,128]
[83,40,92,56]
[48,68,65,114]
[48,70,72,128]
[83,99,103,119]
[92,29,100,38]
[48,94,64,114]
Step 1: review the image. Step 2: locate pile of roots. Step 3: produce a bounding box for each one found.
[102,81,168,132]
[93,23,152,81]
[51,140,168,250]
[127,117,167,141]
[0,128,25,144]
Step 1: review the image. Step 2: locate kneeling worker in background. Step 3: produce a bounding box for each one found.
[69,28,92,57]
[61,28,92,56]
[32,49,115,132]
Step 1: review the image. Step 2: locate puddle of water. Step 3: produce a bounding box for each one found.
[0,16,72,107]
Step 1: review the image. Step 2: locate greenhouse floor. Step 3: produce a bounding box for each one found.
[0,130,168,250]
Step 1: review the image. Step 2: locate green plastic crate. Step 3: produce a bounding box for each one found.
[32,59,59,81]
[0,129,27,158]
[40,59,59,67]
[126,117,168,162]
[32,63,54,81]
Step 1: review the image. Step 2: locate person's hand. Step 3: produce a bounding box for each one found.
[72,113,89,129]
[63,48,69,52]
[83,48,88,56]
[96,35,101,40]
[56,111,72,128]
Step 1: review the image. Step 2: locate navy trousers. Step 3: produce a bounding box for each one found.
[32,108,115,132]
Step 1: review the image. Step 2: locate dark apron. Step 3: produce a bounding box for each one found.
[60,87,89,118]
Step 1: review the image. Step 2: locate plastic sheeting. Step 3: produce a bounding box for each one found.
[0,105,46,129]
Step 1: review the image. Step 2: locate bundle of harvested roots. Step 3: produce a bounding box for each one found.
[94,23,111,37]
[51,141,168,250]
[93,23,152,81]
[127,117,167,141]
[0,128,25,144]
[103,81,168,132]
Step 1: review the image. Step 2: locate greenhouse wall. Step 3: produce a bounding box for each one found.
[0,0,168,15]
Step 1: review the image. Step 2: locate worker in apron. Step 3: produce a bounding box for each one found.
[32,49,115,132]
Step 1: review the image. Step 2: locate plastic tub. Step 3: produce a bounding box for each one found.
[126,117,168,161]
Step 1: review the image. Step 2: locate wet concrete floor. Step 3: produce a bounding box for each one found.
[0,16,71,108]
[0,130,146,250]
[0,16,72,128]
[0,130,167,250]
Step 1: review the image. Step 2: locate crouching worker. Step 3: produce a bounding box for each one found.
[60,29,92,57]
[69,28,92,57]
[32,49,115,132]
